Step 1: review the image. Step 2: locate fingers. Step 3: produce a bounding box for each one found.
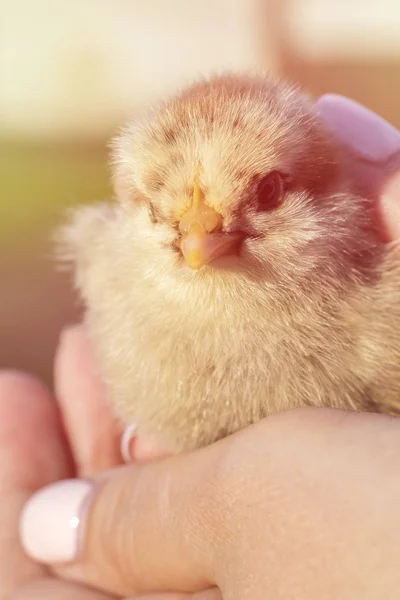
[55,325,124,476]
[316,94,400,240]
[0,372,71,599]
[20,438,231,597]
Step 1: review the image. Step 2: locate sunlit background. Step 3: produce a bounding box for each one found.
[1,0,400,386]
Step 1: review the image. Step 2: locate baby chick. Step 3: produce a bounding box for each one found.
[59,73,400,452]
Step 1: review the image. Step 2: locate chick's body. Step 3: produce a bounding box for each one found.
[61,74,400,451]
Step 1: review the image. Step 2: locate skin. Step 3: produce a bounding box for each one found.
[1,95,400,600]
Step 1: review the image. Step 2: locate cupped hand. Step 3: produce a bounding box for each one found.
[19,370,400,600]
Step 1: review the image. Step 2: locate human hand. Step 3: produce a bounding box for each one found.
[19,381,400,600]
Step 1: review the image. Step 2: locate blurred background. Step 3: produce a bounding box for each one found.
[1,0,400,387]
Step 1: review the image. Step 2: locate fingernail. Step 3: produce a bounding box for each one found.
[317,94,400,162]
[120,423,137,463]
[20,479,93,563]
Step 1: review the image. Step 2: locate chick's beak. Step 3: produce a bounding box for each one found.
[176,181,241,270]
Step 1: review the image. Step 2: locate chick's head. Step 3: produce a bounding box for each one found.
[111,74,369,293]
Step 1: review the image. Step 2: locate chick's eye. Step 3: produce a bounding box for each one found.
[257,171,284,211]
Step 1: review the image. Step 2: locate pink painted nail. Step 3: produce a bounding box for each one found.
[120,424,137,463]
[20,480,93,563]
[317,94,400,162]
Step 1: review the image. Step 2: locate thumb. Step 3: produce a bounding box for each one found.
[19,438,230,597]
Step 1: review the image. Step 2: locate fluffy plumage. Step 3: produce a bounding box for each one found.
[58,73,400,452]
